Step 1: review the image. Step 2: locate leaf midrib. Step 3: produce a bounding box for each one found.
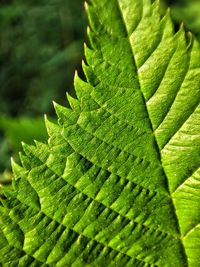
[27,142,179,240]
[116,0,188,265]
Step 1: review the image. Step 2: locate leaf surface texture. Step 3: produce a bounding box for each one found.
[0,0,200,266]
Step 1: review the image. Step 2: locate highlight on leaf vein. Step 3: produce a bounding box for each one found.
[0,0,199,266]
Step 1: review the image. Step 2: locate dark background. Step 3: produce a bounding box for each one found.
[0,0,199,184]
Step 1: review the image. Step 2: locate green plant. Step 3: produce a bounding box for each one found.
[0,0,86,117]
[0,116,48,173]
[0,0,200,266]
[0,0,86,175]
[170,0,200,40]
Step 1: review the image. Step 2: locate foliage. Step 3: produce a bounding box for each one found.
[0,0,199,118]
[1,0,200,175]
[0,0,86,174]
[170,0,200,40]
[0,116,48,172]
[160,1,200,41]
[0,0,200,266]
[0,0,86,117]
[0,171,12,199]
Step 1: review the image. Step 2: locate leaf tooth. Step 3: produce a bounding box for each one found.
[84,1,89,13]
[74,71,94,103]
[11,159,25,181]
[161,8,174,38]
[82,60,100,86]
[19,152,30,170]
[44,115,59,138]
[21,142,33,157]
[186,31,193,49]
[84,42,94,60]
[152,0,160,13]
[66,93,80,112]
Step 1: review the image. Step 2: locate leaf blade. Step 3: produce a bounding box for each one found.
[1,0,200,266]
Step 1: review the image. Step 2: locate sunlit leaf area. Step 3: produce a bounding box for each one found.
[0,1,200,265]
[0,0,199,178]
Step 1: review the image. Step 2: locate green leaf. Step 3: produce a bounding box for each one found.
[1,0,200,266]
[0,116,49,173]
[171,0,200,40]
[0,116,48,151]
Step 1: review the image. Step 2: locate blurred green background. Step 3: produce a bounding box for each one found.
[0,0,200,187]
